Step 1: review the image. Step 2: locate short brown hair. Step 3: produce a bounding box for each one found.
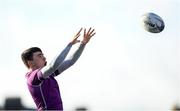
[21,47,42,68]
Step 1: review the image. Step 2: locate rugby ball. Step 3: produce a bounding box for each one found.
[141,12,165,33]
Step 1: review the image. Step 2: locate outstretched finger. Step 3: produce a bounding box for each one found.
[89,29,95,35]
[90,32,96,37]
[87,27,92,34]
[76,28,83,35]
[84,28,86,37]
[74,28,82,39]
[75,28,83,38]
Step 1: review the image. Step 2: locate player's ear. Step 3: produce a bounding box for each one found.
[27,60,34,68]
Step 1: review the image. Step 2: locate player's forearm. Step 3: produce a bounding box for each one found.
[41,43,72,78]
[68,42,86,65]
[55,43,86,75]
[51,43,73,69]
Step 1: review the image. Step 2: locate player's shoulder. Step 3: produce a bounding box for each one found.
[26,69,41,78]
[26,69,36,75]
[26,68,43,85]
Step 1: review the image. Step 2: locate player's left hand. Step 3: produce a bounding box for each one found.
[81,27,96,44]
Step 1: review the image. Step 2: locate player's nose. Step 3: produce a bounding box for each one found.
[43,56,46,61]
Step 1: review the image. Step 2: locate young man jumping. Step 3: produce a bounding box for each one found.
[21,28,96,110]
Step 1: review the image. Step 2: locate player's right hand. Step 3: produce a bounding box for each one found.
[70,28,83,45]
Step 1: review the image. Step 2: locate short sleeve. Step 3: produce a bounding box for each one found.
[26,69,45,85]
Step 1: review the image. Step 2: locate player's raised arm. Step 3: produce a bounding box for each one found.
[41,28,83,78]
[54,27,96,76]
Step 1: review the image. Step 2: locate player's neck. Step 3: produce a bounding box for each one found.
[29,66,40,71]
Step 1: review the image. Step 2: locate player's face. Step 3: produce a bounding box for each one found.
[31,51,47,69]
